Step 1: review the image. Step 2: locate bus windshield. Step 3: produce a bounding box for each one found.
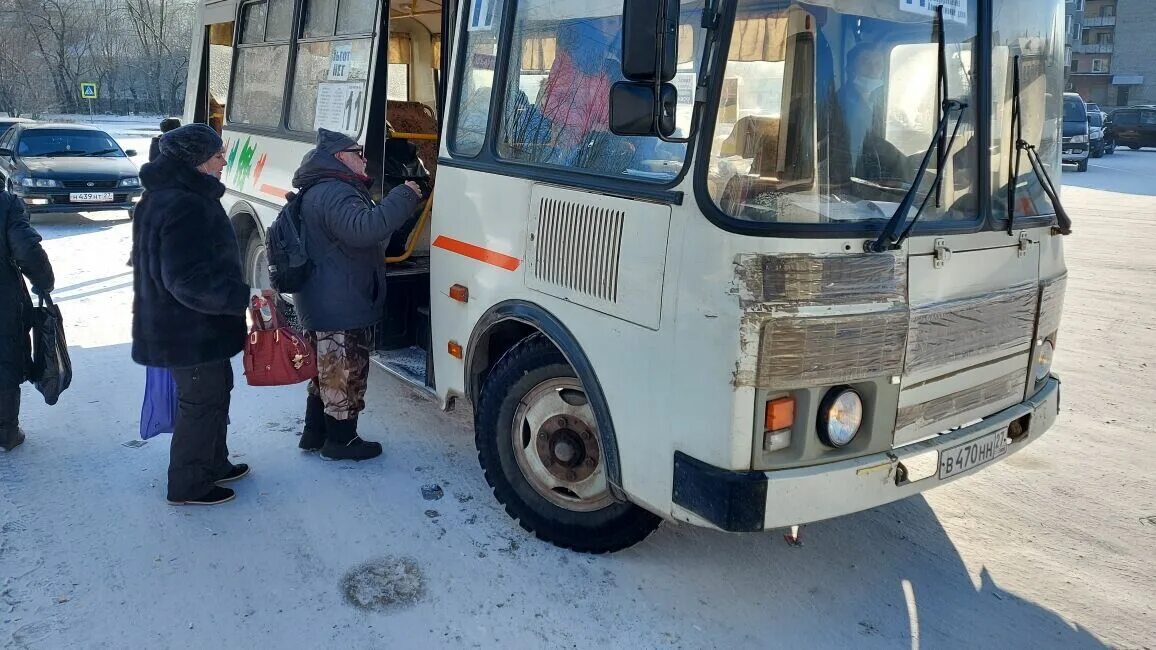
[701,0,980,228]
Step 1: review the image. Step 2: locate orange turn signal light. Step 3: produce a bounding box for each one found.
[449,284,469,303]
[448,340,463,359]
[765,397,795,432]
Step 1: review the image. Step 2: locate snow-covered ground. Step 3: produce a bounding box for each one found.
[1,136,1153,648]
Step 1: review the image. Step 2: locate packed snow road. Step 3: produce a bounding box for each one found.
[1,122,1153,648]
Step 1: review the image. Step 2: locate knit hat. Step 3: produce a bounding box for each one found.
[159,124,223,167]
[316,128,359,155]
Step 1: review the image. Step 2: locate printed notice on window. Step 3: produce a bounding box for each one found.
[468,0,496,31]
[674,73,696,105]
[898,0,968,24]
[314,82,364,135]
[328,43,354,81]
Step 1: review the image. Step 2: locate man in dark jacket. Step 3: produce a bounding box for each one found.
[0,192,54,452]
[292,128,421,461]
[147,117,182,162]
[132,124,250,505]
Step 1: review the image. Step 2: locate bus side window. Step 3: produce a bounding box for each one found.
[287,0,375,136]
[449,0,506,157]
[229,0,292,128]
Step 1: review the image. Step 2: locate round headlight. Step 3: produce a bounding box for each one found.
[818,388,863,448]
[1034,339,1054,382]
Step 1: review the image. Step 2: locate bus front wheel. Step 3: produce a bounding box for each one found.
[475,334,660,553]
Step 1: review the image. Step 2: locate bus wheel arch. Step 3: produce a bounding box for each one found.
[468,302,659,552]
[229,205,266,288]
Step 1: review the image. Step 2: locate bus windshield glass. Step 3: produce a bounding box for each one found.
[990,0,1064,221]
[702,0,979,228]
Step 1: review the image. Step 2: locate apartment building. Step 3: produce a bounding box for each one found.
[1065,0,1155,109]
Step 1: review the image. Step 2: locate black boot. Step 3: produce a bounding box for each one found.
[299,394,326,451]
[320,416,382,461]
[0,388,25,453]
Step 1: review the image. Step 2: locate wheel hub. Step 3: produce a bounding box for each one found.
[536,416,599,482]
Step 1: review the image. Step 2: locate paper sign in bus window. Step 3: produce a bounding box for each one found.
[329,43,354,81]
[314,82,364,135]
[898,0,968,24]
[468,0,496,31]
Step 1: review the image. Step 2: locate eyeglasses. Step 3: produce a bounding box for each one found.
[343,148,366,160]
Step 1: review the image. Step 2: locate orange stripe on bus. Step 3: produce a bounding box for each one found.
[433,236,520,271]
[260,184,291,199]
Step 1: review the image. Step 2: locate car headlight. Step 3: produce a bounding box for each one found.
[1071,135,1089,144]
[818,388,864,448]
[20,177,60,188]
[119,177,140,188]
[1033,339,1055,382]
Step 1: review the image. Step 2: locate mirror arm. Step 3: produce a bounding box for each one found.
[654,0,721,144]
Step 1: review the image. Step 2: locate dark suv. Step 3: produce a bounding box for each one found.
[1062,93,1090,172]
[0,123,142,216]
[1108,107,1156,150]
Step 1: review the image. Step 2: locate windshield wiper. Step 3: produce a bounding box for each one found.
[81,148,119,157]
[37,150,83,157]
[1006,55,1073,236]
[867,6,967,253]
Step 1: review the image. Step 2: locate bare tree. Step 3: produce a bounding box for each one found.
[123,0,195,116]
[15,0,98,114]
[0,0,197,116]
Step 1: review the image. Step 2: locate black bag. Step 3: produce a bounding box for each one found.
[266,187,314,294]
[30,294,71,406]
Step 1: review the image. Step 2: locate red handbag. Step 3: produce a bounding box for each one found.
[243,293,318,387]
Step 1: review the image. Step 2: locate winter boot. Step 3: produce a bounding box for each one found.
[320,416,382,461]
[0,388,25,453]
[299,394,326,451]
[167,486,236,506]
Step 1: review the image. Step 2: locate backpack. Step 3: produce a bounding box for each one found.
[265,187,313,294]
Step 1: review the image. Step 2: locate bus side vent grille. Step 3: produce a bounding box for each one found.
[535,197,625,304]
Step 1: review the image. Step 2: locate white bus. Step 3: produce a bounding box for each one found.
[184,0,1068,552]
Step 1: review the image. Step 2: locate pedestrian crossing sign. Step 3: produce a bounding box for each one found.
[80,82,98,100]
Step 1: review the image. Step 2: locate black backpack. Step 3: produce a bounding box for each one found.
[265,187,313,294]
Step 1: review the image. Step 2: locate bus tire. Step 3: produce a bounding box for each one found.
[475,334,660,553]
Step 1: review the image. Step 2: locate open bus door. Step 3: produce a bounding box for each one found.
[370,0,459,396]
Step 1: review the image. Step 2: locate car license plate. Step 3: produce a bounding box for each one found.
[1064,149,1077,155]
[939,430,1008,480]
[70,192,114,203]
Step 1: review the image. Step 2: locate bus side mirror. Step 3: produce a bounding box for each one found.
[610,82,677,137]
[610,0,681,138]
[622,0,678,82]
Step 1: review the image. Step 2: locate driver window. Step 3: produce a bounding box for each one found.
[493,0,703,182]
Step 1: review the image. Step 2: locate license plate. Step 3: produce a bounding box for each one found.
[939,430,1008,480]
[70,192,114,203]
[1064,149,1078,155]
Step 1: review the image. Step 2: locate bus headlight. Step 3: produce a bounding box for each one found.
[818,388,863,448]
[1034,339,1055,382]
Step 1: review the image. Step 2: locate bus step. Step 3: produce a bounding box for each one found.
[372,346,434,395]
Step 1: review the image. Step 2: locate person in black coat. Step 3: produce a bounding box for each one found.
[0,192,54,452]
[291,128,421,461]
[132,124,250,506]
[147,117,182,162]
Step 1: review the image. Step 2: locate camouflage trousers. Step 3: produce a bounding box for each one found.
[306,328,373,421]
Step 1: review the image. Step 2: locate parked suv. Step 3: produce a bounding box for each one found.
[1062,93,1089,172]
[1108,107,1156,150]
[0,123,142,216]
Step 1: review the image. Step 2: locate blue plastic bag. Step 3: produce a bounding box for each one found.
[139,366,177,440]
